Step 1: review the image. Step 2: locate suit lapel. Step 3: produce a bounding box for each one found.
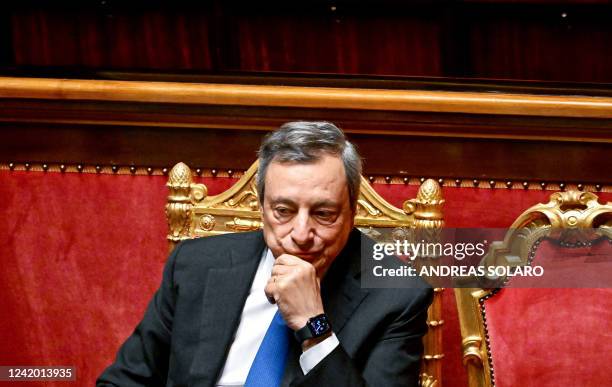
[281,229,369,386]
[321,228,369,334]
[190,232,266,387]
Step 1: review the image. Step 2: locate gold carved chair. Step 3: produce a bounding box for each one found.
[166,161,446,387]
[454,191,612,387]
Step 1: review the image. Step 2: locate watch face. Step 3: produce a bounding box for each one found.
[308,315,330,336]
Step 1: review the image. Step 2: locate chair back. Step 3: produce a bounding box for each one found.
[166,161,446,386]
[455,191,612,387]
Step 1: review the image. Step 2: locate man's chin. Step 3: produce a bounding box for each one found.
[295,253,319,261]
[269,247,318,261]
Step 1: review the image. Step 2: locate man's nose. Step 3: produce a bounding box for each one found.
[290,211,314,246]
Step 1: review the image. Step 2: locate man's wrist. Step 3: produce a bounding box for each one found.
[301,331,332,352]
[294,313,332,344]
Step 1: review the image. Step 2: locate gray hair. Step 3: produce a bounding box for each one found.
[257,121,362,211]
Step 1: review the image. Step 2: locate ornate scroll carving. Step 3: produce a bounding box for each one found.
[420,373,439,387]
[165,162,263,241]
[454,191,612,387]
[461,335,484,365]
[482,191,612,272]
[356,199,383,217]
[225,217,263,232]
[225,180,260,211]
[199,215,216,231]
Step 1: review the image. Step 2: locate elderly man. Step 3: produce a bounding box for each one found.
[98,121,432,387]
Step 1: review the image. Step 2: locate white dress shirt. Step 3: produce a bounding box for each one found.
[216,248,339,386]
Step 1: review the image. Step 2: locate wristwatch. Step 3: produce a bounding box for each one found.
[294,313,332,343]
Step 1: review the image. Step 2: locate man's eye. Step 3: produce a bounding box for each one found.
[315,211,336,221]
[275,207,291,216]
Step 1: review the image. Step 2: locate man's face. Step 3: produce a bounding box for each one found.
[261,153,354,276]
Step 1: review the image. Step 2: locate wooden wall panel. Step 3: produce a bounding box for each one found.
[1,77,610,186]
[2,122,610,185]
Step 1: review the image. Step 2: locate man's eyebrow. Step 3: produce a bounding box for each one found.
[311,200,341,209]
[268,198,341,208]
[268,197,297,206]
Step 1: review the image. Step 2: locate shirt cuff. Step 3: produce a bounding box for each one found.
[298,332,340,375]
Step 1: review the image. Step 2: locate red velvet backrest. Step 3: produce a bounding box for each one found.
[483,239,612,387]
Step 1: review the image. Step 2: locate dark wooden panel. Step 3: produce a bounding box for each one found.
[1,120,610,184]
[2,97,612,139]
[352,135,612,184]
[1,77,610,184]
[0,122,265,169]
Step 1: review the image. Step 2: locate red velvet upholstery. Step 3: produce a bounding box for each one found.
[484,240,612,387]
[0,171,236,386]
[1,170,610,386]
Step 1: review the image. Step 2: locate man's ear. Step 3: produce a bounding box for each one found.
[348,207,356,227]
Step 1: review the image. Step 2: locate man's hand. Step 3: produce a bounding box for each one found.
[264,254,325,332]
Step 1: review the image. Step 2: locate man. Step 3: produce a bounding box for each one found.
[98,121,432,387]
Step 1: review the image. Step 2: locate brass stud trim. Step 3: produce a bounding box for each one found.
[1,163,610,193]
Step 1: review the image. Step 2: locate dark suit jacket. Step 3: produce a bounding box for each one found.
[97,229,432,387]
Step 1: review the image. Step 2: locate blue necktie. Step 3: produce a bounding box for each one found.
[244,310,292,387]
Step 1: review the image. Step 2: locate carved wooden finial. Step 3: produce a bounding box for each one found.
[404,179,445,229]
[168,162,193,187]
[418,178,443,203]
[166,162,208,251]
